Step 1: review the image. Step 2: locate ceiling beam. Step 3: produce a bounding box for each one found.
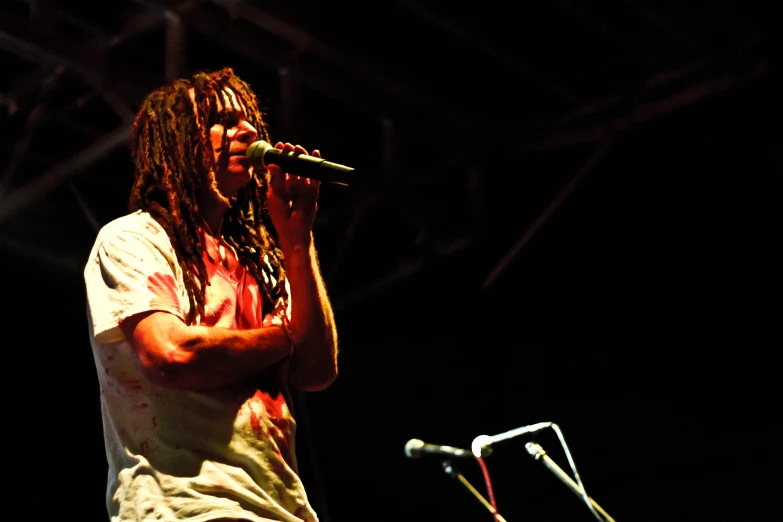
[482,137,615,290]
[394,0,579,104]
[0,64,60,116]
[508,34,764,159]
[619,0,698,49]
[186,4,472,150]
[205,0,480,130]
[164,9,187,82]
[519,60,768,152]
[0,9,108,81]
[0,124,132,224]
[0,7,137,121]
[481,57,769,290]
[0,65,66,198]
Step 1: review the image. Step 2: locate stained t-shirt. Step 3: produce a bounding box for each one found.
[84,210,317,522]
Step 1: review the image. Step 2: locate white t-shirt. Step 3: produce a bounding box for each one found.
[84,210,317,522]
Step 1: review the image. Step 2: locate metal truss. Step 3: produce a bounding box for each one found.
[0,0,771,309]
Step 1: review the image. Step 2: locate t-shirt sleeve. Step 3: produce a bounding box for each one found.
[85,228,186,344]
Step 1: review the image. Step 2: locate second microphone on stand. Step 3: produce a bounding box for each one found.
[404,438,492,459]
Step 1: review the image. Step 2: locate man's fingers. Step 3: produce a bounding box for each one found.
[268,164,284,190]
[268,143,322,197]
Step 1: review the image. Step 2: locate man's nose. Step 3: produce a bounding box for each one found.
[235,121,258,144]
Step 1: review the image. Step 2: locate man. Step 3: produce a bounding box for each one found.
[84,67,338,521]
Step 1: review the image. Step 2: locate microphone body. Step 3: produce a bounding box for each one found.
[404,438,476,459]
[246,140,357,187]
[471,421,553,457]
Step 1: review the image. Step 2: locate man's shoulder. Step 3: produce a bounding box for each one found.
[91,211,174,256]
[97,210,166,239]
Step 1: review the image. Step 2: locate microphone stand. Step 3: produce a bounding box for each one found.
[440,460,508,522]
[525,442,616,522]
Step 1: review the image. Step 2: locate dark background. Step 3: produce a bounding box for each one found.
[1,1,780,521]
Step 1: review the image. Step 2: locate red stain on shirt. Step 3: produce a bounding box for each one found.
[253,389,286,419]
[269,417,292,464]
[121,380,143,391]
[144,221,162,236]
[250,408,290,460]
[246,390,293,466]
[146,272,180,309]
[247,405,269,440]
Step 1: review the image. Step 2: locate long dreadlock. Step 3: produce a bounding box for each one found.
[129,67,284,323]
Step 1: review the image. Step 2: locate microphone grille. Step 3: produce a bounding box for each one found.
[246,140,272,160]
[404,438,424,458]
[471,435,492,458]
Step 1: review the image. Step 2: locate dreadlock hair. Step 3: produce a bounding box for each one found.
[129,67,284,324]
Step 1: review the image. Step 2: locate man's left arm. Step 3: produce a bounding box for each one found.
[284,234,338,392]
[264,141,339,392]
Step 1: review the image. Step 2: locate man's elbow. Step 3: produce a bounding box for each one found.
[290,363,337,392]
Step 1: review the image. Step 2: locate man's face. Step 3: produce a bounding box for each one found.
[197,87,259,199]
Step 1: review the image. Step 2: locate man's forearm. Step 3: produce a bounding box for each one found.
[123,311,293,391]
[284,239,339,391]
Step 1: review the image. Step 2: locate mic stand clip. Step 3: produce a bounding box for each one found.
[441,460,507,522]
[525,442,616,522]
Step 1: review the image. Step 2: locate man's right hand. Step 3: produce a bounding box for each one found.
[265,141,322,256]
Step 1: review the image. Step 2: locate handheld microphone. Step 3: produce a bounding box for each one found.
[404,438,490,459]
[246,140,358,187]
